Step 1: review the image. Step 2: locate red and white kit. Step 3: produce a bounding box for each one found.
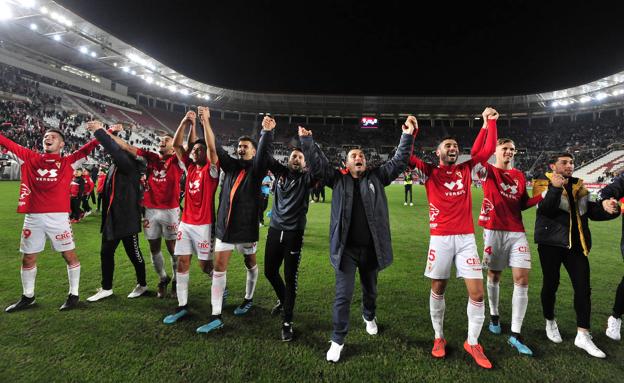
[174,154,220,260]
[137,149,185,240]
[0,133,99,253]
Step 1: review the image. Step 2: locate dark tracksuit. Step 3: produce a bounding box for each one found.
[70,176,84,220]
[597,175,624,318]
[263,137,323,323]
[310,132,413,344]
[215,130,272,244]
[95,129,146,290]
[533,173,617,328]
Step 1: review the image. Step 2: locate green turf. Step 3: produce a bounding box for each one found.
[0,181,622,382]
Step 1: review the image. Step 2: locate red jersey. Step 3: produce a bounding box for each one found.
[137,149,184,209]
[409,119,498,236]
[83,175,94,194]
[181,155,219,225]
[474,162,542,232]
[70,178,82,197]
[0,133,99,214]
[96,173,106,194]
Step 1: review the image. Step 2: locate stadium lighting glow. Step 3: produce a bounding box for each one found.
[79,46,88,54]
[17,0,35,9]
[168,85,177,92]
[595,92,608,100]
[127,52,156,71]
[145,76,153,84]
[113,62,117,67]
[130,70,136,75]
[121,66,129,73]
[90,51,96,58]
[39,6,47,14]
[551,101,559,107]
[180,89,189,96]
[203,95,210,100]
[29,23,37,30]
[613,89,624,96]
[0,2,13,20]
[579,96,591,103]
[558,100,570,106]
[53,34,61,41]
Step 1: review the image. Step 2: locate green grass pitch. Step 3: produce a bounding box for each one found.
[0,181,622,382]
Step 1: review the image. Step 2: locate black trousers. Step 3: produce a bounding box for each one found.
[264,227,304,323]
[538,244,591,329]
[331,245,379,344]
[613,276,624,318]
[100,234,147,290]
[259,195,269,224]
[82,195,92,212]
[404,184,412,203]
[89,190,96,204]
[70,197,82,219]
[97,193,103,211]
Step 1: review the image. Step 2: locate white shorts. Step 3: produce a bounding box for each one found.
[174,222,213,261]
[20,213,75,254]
[214,238,257,255]
[482,229,531,271]
[143,207,180,240]
[424,234,483,279]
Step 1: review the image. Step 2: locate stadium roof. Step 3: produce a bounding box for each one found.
[2,0,624,118]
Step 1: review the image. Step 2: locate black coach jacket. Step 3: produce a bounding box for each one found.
[215,129,272,243]
[95,129,143,241]
[597,174,624,259]
[310,133,413,271]
[533,172,617,255]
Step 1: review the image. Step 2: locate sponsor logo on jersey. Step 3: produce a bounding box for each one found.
[429,203,440,222]
[500,180,519,199]
[443,178,466,196]
[35,168,59,181]
[153,169,167,179]
[188,179,201,195]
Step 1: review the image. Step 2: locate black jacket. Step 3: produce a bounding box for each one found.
[597,174,624,259]
[533,172,617,255]
[311,133,413,270]
[215,129,272,243]
[268,137,323,231]
[95,129,143,241]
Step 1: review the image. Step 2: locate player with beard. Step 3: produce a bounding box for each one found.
[263,126,325,341]
[109,127,186,298]
[472,137,543,356]
[2,128,100,312]
[409,107,498,369]
[196,116,274,334]
[161,107,221,325]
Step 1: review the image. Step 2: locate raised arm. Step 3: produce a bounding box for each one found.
[198,106,218,165]
[107,124,139,157]
[254,115,275,174]
[87,121,135,174]
[0,132,34,160]
[470,107,499,165]
[378,116,417,186]
[299,126,337,188]
[533,173,566,218]
[173,111,195,164]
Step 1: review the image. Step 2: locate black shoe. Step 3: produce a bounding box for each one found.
[271,300,283,316]
[157,276,171,299]
[281,322,293,342]
[170,279,177,299]
[5,295,36,313]
[59,294,79,311]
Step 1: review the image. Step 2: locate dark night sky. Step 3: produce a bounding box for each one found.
[57,0,624,96]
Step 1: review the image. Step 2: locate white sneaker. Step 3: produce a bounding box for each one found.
[87,288,113,302]
[545,319,563,343]
[326,341,344,362]
[574,332,606,358]
[127,284,147,298]
[404,202,407,206]
[409,202,413,206]
[606,316,622,341]
[84,210,92,217]
[363,315,378,335]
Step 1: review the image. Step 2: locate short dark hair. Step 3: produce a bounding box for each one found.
[238,136,257,150]
[44,129,65,142]
[438,136,458,146]
[291,147,304,155]
[162,133,173,139]
[193,138,207,147]
[548,152,574,165]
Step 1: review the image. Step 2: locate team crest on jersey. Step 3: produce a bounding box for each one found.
[55,161,61,169]
[479,198,494,221]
